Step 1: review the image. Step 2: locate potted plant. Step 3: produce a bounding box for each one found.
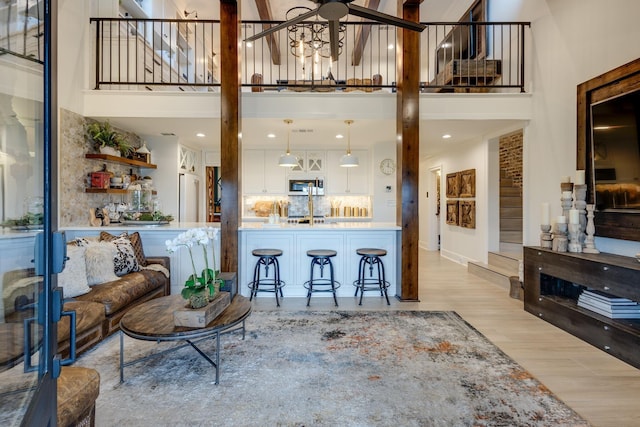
[86,120,134,157]
[166,227,222,309]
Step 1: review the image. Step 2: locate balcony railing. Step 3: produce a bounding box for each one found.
[0,0,44,64]
[90,18,530,93]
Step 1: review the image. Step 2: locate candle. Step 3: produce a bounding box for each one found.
[569,209,580,224]
[561,176,571,183]
[556,215,567,224]
[562,191,573,199]
[541,202,550,225]
[575,170,585,186]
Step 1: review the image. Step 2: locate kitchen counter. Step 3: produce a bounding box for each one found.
[239,223,400,300]
[239,221,399,231]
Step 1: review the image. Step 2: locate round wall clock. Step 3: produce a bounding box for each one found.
[379,158,396,175]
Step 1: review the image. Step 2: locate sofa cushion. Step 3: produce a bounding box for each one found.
[57,366,100,427]
[110,235,140,276]
[84,241,119,285]
[57,300,105,343]
[58,244,91,298]
[100,231,147,267]
[75,270,166,316]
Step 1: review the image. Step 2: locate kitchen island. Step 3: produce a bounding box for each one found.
[239,222,401,300]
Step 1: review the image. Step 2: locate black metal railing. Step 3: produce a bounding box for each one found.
[0,0,44,63]
[90,18,530,93]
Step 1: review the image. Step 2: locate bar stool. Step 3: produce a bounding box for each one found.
[353,248,390,305]
[304,250,340,307]
[248,249,285,306]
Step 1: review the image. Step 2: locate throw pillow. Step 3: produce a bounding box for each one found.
[84,241,119,285]
[100,231,147,267]
[58,244,91,297]
[111,236,140,276]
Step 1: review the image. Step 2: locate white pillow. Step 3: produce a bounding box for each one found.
[58,244,91,297]
[84,241,119,285]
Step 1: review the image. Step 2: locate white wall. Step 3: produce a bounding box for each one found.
[371,140,397,222]
[423,137,489,265]
[491,0,640,256]
[143,135,179,219]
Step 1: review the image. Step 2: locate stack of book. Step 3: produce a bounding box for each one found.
[577,289,640,319]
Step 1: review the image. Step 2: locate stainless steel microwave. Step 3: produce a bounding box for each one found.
[288,177,324,195]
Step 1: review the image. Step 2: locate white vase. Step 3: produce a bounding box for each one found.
[99,146,120,157]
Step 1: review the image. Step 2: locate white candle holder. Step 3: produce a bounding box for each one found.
[573,184,587,246]
[540,224,552,249]
[561,192,573,220]
[583,204,600,254]
[568,223,582,253]
[552,222,568,252]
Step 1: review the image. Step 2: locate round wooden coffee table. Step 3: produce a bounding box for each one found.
[119,294,251,384]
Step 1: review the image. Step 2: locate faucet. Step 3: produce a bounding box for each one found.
[307,182,314,226]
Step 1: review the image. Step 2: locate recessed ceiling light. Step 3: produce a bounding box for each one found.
[442,134,452,139]
[196,133,205,137]
[336,134,344,139]
[267,133,276,138]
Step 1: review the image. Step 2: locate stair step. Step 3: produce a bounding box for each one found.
[500,231,522,244]
[500,207,522,217]
[500,187,522,197]
[500,242,523,253]
[501,218,523,231]
[468,262,512,290]
[488,251,521,273]
[500,197,522,208]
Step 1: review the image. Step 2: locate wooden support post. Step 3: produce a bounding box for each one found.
[220,1,241,275]
[395,0,422,301]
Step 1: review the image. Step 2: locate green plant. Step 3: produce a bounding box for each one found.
[86,121,133,157]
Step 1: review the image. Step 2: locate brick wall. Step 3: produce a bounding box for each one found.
[499,130,523,189]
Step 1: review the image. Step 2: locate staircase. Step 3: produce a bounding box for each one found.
[468,170,523,288]
[468,251,521,289]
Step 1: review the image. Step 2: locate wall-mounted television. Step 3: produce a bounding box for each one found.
[591,89,640,212]
[577,58,640,242]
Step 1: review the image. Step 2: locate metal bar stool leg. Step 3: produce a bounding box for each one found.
[306,257,315,307]
[329,259,338,306]
[378,257,390,305]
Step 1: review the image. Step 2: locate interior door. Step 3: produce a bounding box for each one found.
[0,0,58,425]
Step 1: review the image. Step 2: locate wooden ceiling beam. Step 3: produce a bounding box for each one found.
[253,0,281,65]
[351,0,380,66]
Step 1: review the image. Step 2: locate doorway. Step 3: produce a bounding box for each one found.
[206,166,221,222]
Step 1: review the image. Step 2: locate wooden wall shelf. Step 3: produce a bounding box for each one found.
[85,153,157,169]
[85,188,157,195]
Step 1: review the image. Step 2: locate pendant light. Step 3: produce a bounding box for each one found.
[340,119,359,167]
[279,119,298,167]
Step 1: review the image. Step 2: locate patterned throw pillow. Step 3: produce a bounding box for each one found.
[111,235,140,276]
[100,231,147,267]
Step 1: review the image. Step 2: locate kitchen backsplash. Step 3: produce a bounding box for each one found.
[243,195,371,219]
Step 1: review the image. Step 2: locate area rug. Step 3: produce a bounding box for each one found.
[76,311,589,426]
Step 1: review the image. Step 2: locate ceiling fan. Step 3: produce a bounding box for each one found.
[244,0,426,61]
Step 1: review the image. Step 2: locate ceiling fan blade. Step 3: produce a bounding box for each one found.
[244,8,318,42]
[328,20,340,61]
[347,4,426,32]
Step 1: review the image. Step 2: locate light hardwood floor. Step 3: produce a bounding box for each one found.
[250,249,640,427]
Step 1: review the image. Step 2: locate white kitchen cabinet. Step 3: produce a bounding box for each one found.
[325,149,369,194]
[179,145,199,173]
[243,149,287,194]
[288,151,325,173]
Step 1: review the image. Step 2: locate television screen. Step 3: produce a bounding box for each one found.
[591,89,640,212]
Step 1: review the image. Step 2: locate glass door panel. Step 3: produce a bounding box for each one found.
[0,0,55,425]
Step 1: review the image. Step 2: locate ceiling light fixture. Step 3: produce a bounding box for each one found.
[196,133,205,137]
[279,119,298,167]
[442,134,452,139]
[184,9,198,19]
[340,119,359,167]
